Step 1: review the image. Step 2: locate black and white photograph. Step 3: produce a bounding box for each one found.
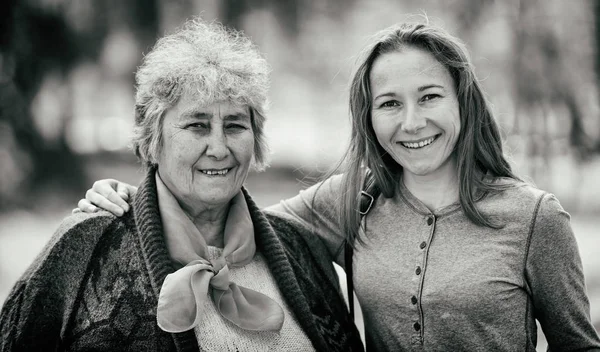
[1,0,599,350]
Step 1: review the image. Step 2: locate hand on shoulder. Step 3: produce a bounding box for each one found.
[73,179,138,217]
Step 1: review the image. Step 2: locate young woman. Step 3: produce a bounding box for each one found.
[74,22,600,351]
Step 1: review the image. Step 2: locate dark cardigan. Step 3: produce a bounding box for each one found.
[0,170,363,352]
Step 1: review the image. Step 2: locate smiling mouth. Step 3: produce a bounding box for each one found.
[199,168,232,176]
[399,134,440,149]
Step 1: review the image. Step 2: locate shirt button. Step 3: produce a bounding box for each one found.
[415,266,422,275]
[411,296,418,305]
[427,216,434,226]
[413,322,421,331]
[419,241,426,249]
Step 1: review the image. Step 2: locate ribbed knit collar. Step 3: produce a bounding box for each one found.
[131,167,325,351]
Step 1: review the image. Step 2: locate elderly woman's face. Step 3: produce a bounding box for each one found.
[157,93,255,210]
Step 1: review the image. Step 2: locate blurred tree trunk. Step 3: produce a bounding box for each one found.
[511,0,554,184]
[512,0,595,200]
[0,0,159,210]
[595,0,600,153]
[1,1,86,208]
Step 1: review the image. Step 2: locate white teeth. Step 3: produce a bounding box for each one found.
[200,169,229,175]
[401,136,436,149]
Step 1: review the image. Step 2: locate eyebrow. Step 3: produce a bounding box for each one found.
[373,84,446,101]
[373,92,397,101]
[224,113,251,122]
[180,111,250,121]
[418,84,445,92]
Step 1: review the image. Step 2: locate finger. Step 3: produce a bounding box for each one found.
[86,189,124,216]
[92,179,133,211]
[88,180,127,209]
[117,183,138,200]
[77,199,98,213]
[92,179,119,194]
[115,183,131,203]
[126,184,139,196]
[72,208,82,214]
[106,188,131,213]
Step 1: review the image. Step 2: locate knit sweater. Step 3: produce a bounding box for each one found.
[271,174,600,351]
[0,170,364,352]
[193,247,313,351]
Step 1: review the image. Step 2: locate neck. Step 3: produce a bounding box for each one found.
[402,157,460,211]
[181,201,230,248]
[156,169,231,248]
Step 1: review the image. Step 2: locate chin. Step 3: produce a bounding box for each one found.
[198,190,239,206]
[404,165,436,177]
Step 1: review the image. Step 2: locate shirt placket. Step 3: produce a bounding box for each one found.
[410,214,436,347]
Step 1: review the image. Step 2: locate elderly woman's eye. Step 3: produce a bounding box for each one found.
[186,122,208,130]
[226,124,248,132]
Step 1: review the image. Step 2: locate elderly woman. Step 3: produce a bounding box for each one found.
[0,20,363,351]
[76,21,600,351]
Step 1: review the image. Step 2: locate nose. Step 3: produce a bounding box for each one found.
[401,105,426,134]
[205,129,229,160]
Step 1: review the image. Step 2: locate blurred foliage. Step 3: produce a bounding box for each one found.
[0,0,599,211]
[0,0,160,209]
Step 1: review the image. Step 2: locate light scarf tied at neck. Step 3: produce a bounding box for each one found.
[155,174,284,333]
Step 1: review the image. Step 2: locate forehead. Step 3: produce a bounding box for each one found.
[175,93,250,119]
[369,48,452,89]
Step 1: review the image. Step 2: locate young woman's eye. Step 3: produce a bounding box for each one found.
[380,100,401,108]
[420,94,441,103]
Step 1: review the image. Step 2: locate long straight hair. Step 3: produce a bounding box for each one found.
[330,22,521,249]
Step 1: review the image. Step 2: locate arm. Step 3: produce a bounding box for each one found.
[78,175,347,264]
[265,174,346,266]
[525,194,600,350]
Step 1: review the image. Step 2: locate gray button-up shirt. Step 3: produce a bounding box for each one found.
[268,174,600,351]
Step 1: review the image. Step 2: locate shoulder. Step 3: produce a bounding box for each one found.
[263,210,315,247]
[498,180,563,216]
[0,211,132,350]
[490,177,546,201]
[525,193,578,273]
[501,185,571,237]
[46,210,120,253]
[479,178,548,215]
[19,211,124,282]
[56,211,121,243]
[316,173,346,197]
[263,210,333,267]
[269,173,345,215]
[529,193,572,240]
[292,173,345,205]
[480,178,570,231]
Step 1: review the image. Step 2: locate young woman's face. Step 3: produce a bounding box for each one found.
[370,47,461,179]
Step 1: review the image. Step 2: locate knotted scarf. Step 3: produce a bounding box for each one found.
[154,174,285,333]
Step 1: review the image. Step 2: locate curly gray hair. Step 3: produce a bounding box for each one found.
[132,19,270,170]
